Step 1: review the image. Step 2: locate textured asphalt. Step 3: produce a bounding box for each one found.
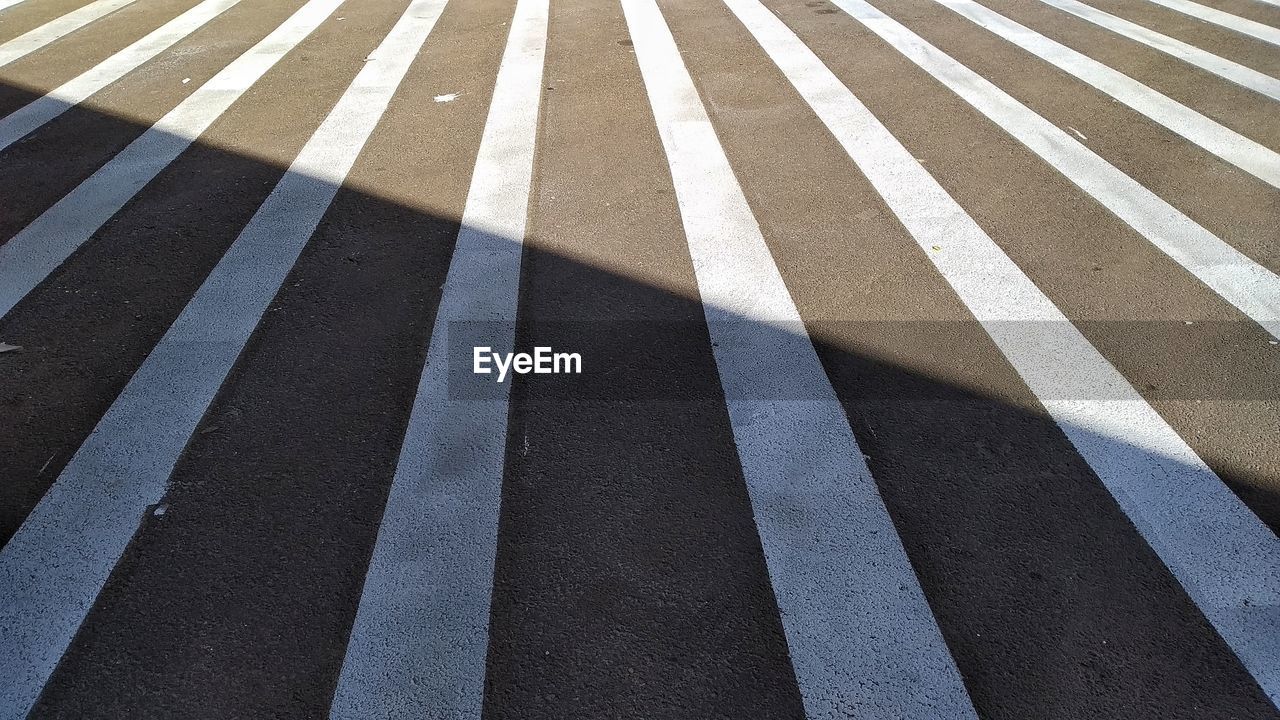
[1,0,1278,717]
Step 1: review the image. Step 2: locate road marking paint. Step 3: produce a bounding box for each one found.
[725,0,1280,707]
[328,1,546,718]
[622,1,980,717]
[0,0,346,321]
[828,0,1280,341]
[0,0,137,67]
[934,0,1280,189]
[1144,0,1280,46]
[0,0,241,153]
[0,0,450,716]
[1034,0,1280,101]
[0,0,30,13]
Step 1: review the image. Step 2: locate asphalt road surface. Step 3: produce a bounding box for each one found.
[1,0,1278,717]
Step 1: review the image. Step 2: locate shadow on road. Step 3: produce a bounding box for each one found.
[0,77,1276,719]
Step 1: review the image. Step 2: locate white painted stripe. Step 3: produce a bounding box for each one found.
[725,0,1280,707]
[621,1,980,717]
[829,0,1280,341]
[328,0,546,717]
[0,0,240,153]
[0,0,448,716]
[0,0,345,321]
[1145,0,1280,46]
[0,0,30,13]
[935,0,1280,188]
[1035,0,1280,101]
[0,0,137,67]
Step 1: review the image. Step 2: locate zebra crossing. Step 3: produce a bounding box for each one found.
[0,0,137,68]
[1143,0,1280,43]
[0,0,1277,717]
[0,0,238,152]
[331,0,543,713]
